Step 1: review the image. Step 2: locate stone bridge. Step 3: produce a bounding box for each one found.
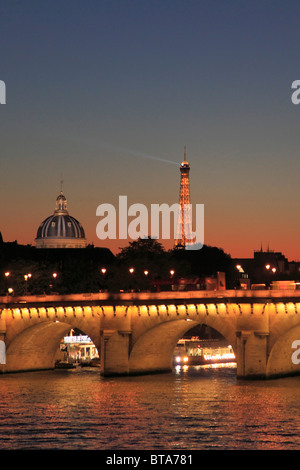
[1,289,300,379]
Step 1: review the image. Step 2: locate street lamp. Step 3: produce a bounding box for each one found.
[4,272,10,295]
[100,267,108,292]
[129,268,134,274]
[144,270,149,276]
[236,265,244,273]
[170,270,175,277]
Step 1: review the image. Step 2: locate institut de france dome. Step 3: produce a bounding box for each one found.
[35,191,87,249]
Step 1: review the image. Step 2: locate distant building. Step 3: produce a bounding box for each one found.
[35,191,87,249]
[234,246,300,287]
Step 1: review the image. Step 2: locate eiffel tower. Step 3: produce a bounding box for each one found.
[174,147,195,248]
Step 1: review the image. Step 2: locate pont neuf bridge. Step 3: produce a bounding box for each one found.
[1,289,300,379]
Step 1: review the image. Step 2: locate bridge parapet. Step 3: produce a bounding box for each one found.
[2,289,300,309]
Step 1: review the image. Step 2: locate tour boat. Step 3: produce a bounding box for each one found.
[173,337,236,367]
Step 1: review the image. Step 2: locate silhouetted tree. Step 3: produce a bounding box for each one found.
[106,238,173,291]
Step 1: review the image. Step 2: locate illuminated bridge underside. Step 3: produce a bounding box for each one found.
[1,290,300,379]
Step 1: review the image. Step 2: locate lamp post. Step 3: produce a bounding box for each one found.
[100,268,107,291]
[24,273,31,295]
[51,273,58,293]
[128,267,135,292]
[271,267,277,288]
[170,270,175,291]
[265,265,277,288]
[235,265,245,289]
[4,272,10,295]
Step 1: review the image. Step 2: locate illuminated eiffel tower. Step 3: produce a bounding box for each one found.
[174,147,195,249]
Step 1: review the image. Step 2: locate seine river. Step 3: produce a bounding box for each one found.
[0,364,299,451]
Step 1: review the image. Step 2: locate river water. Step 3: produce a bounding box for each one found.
[0,364,299,451]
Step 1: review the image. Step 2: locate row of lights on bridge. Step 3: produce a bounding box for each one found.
[100,268,175,277]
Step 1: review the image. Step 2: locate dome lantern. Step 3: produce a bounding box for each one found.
[55,191,68,213]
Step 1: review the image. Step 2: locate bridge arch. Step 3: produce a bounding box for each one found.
[266,324,300,378]
[5,320,100,373]
[128,316,236,375]
[6,321,72,372]
[0,304,103,373]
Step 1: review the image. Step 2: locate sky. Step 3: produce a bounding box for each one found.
[1,0,300,260]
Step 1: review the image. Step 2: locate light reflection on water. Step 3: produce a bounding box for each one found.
[0,365,299,450]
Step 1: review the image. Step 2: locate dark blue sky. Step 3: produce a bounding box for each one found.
[1,0,300,258]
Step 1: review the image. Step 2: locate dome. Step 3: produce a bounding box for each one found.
[35,192,87,248]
